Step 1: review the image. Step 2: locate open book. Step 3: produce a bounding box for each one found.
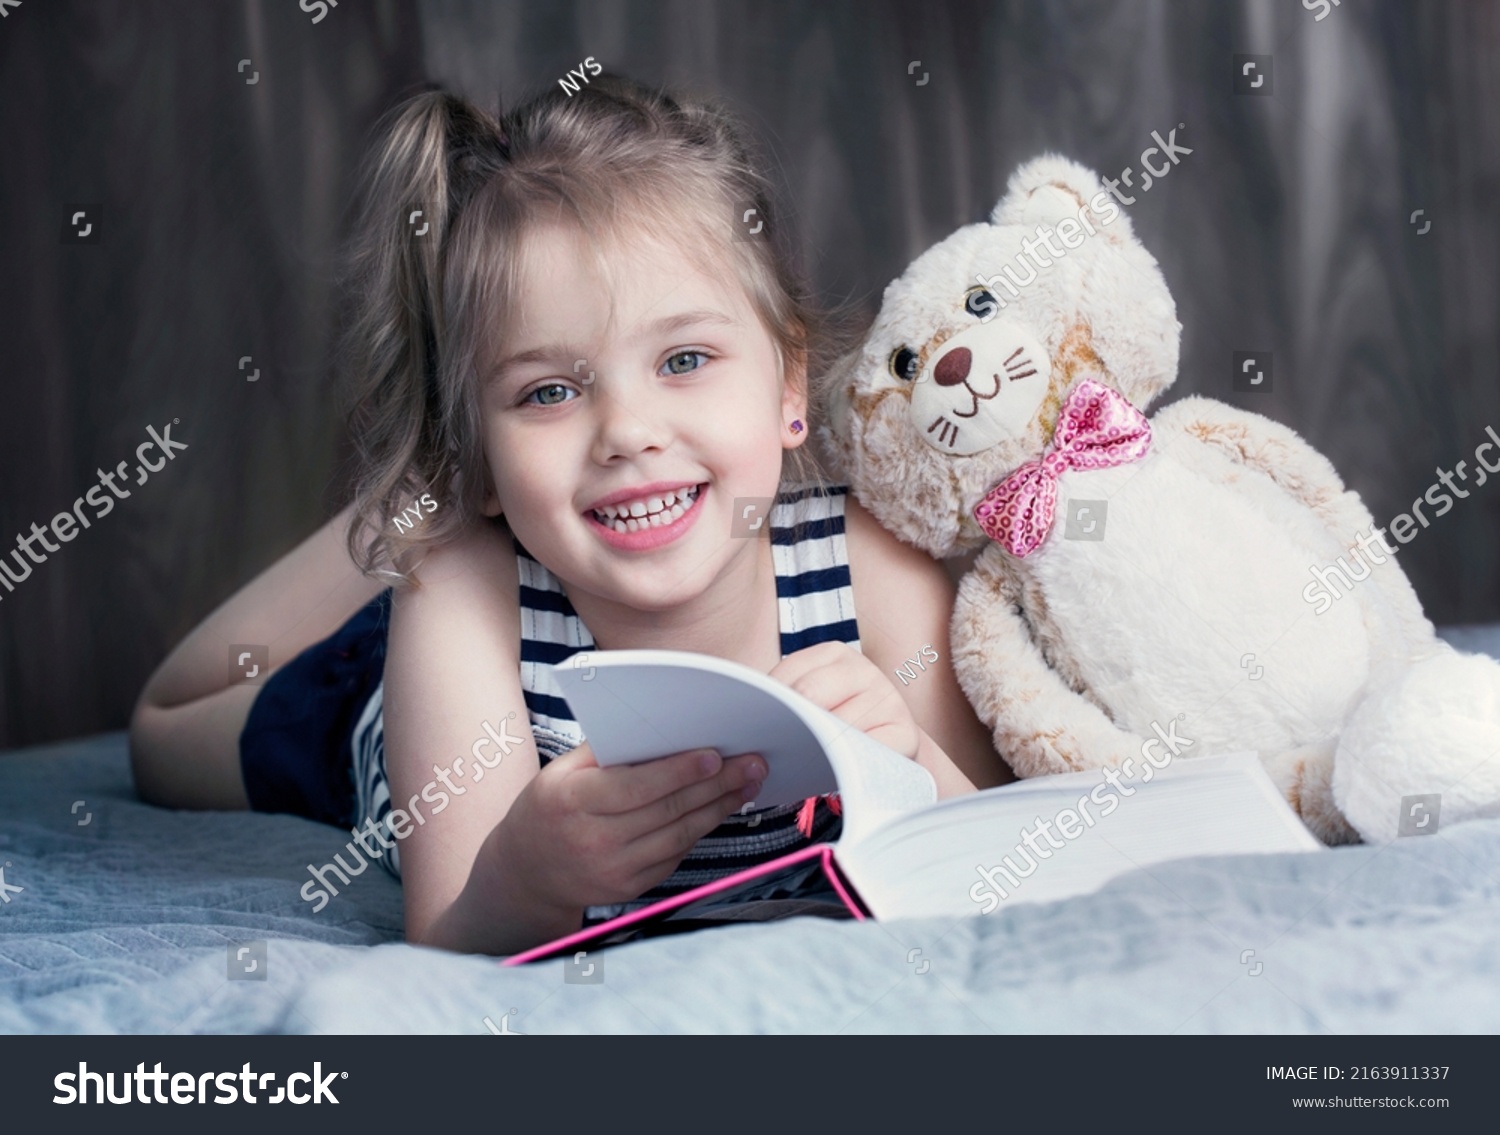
[503,650,1321,964]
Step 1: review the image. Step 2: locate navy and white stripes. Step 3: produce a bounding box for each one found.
[771,483,861,654]
[350,679,397,877]
[349,482,863,911]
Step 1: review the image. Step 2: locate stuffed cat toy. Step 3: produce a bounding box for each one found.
[818,154,1500,845]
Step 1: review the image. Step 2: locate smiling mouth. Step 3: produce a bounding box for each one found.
[588,484,704,532]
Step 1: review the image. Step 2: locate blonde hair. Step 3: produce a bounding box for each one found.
[334,74,859,584]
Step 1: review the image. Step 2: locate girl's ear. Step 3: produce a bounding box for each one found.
[780,345,810,448]
[477,458,504,518]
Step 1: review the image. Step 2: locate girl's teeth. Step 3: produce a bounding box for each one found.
[594,482,699,527]
[595,486,699,532]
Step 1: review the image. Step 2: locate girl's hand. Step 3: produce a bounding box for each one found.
[768,641,922,760]
[494,742,767,916]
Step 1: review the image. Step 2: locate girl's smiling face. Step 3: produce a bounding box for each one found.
[477,221,806,613]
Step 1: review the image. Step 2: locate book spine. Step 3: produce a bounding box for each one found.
[503,842,840,966]
[821,846,872,920]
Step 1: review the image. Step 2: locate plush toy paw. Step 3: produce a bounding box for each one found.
[1261,741,1361,846]
[1332,647,1500,843]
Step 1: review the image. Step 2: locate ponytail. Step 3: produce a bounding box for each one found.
[335,88,507,581]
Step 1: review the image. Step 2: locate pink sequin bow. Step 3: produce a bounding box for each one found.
[972,378,1151,557]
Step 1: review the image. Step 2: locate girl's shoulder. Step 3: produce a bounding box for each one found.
[398,515,523,655]
[836,484,960,642]
[837,487,921,574]
[432,513,520,585]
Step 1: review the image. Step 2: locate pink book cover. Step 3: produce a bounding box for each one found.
[503,842,869,966]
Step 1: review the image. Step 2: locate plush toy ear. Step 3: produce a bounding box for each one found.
[984,152,1178,412]
[989,153,1135,241]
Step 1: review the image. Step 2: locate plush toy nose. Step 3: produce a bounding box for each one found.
[934,347,971,387]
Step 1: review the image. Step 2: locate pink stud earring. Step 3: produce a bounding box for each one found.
[790,419,804,434]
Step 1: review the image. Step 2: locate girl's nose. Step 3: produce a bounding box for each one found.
[589,381,670,461]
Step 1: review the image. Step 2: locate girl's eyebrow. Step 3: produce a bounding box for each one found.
[485,308,739,388]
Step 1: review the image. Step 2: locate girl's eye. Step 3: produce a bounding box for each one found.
[662,350,709,376]
[524,382,576,406]
[889,346,920,383]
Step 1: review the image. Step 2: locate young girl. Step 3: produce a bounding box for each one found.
[128,74,1010,956]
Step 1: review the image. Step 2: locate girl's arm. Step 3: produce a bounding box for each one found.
[840,494,1015,791]
[379,517,571,953]
[384,520,763,956]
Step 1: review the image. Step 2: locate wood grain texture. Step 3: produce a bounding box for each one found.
[0,0,426,747]
[0,0,1495,748]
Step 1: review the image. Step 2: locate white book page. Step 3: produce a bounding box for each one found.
[550,650,931,820]
[798,701,936,846]
[836,751,1320,921]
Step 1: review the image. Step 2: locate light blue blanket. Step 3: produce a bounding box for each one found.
[4,628,1500,1034]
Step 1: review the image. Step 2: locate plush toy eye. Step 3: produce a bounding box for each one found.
[964,286,998,321]
[889,346,920,383]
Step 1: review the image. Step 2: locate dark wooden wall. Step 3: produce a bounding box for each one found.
[1,0,1497,749]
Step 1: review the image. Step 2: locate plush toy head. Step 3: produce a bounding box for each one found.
[818,155,1183,558]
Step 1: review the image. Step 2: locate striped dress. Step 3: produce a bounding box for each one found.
[350,482,860,922]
